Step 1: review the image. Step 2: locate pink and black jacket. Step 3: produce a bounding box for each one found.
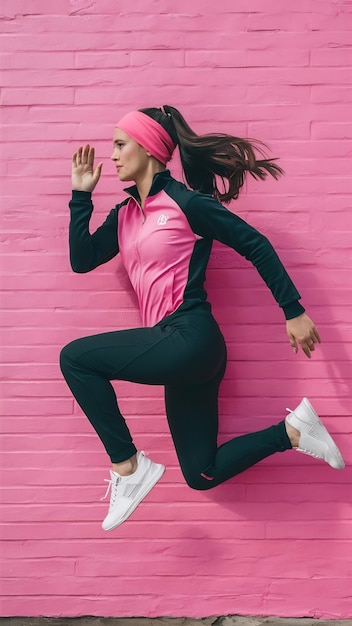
[69,170,305,326]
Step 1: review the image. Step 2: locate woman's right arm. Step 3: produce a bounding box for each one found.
[68,144,119,273]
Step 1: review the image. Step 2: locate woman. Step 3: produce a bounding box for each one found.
[60,105,345,532]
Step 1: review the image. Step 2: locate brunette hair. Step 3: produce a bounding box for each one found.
[139,105,284,204]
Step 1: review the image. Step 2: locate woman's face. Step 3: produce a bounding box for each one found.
[111,129,150,182]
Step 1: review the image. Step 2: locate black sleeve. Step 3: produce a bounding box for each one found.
[68,191,120,273]
[184,192,305,320]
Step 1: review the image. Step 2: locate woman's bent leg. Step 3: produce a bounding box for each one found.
[60,325,185,531]
[60,334,137,463]
[60,322,206,463]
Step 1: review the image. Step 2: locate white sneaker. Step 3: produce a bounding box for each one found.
[101,451,165,531]
[286,397,345,470]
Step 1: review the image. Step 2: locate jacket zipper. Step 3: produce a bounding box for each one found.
[128,195,146,305]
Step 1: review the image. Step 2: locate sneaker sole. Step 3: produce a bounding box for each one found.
[102,464,165,531]
[291,397,345,470]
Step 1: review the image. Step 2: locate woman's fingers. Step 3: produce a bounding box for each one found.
[88,146,95,169]
[305,327,321,356]
[82,144,90,165]
[72,146,83,168]
[83,144,95,168]
[313,327,321,344]
[92,161,103,185]
[72,145,96,169]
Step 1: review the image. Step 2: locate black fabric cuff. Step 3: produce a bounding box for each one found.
[71,190,92,201]
[282,300,305,320]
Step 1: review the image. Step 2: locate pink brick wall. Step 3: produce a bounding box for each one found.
[1,0,351,619]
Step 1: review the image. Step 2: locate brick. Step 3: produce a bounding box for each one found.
[1,398,74,416]
[311,47,352,67]
[1,68,130,88]
[311,85,352,103]
[284,155,352,176]
[248,49,309,67]
[131,50,185,68]
[0,0,70,17]
[0,87,74,105]
[270,139,352,158]
[247,12,312,32]
[6,51,75,69]
[248,84,311,104]
[248,121,311,139]
[24,104,122,123]
[185,50,248,68]
[75,51,130,68]
[311,122,352,139]
[3,558,75,577]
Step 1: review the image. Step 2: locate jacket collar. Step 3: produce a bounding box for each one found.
[123,169,172,202]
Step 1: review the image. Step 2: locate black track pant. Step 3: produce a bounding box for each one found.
[60,308,292,490]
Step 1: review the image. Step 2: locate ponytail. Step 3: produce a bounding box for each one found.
[139,105,284,204]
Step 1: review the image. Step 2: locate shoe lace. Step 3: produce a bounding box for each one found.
[100,452,144,504]
[101,475,120,503]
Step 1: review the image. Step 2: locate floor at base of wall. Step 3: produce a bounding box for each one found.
[0,617,351,626]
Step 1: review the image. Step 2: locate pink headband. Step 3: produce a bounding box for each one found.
[116,110,176,165]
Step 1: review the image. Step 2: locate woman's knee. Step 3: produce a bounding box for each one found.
[59,339,82,374]
[181,466,215,491]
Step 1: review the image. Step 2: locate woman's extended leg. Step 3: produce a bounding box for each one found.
[165,372,292,491]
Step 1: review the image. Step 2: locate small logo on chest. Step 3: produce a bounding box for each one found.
[157,214,169,226]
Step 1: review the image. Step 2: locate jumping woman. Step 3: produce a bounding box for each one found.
[60,105,345,531]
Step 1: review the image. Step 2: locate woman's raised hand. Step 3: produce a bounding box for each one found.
[72,144,103,192]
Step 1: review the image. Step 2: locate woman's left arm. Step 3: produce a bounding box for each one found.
[185,193,321,358]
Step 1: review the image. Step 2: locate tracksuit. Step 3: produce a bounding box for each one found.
[60,170,303,489]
